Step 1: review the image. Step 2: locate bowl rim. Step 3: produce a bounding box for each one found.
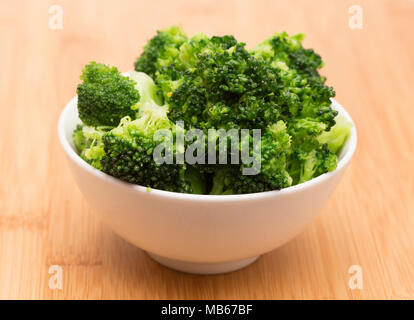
[58,96,357,202]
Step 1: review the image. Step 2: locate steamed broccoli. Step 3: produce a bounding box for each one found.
[318,115,352,154]
[77,62,140,127]
[72,124,107,169]
[251,32,337,129]
[95,71,201,193]
[209,121,292,194]
[250,32,324,85]
[73,124,87,152]
[101,126,191,192]
[99,72,188,192]
[154,33,283,130]
[134,26,188,79]
[209,166,236,195]
[71,26,351,194]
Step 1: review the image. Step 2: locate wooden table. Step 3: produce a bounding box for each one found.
[1,0,413,300]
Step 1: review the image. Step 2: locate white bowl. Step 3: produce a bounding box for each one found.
[58,96,357,274]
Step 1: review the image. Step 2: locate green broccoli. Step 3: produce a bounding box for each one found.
[72,124,107,169]
[101,128,191,192]
[185,166,206,194]
[73,124,87,152]
[99,72,199,193]
[250,32,324,85]
[209,166,236,195]
[209,121,292,194]
[71,26,352,194]
[77,62,140,127]
[318,115,352,154]
[251,32,337,129]
[154,33,283,130]
[134,26,188,79]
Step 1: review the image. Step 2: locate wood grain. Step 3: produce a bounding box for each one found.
[0,0,413,300]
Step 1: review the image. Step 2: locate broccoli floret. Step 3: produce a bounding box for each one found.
[297,145,337,184]
[251,32,338,129]
[155,34,283,130]
[101,130,191,192]
[100,116,191,193]
[208,121,292,194]
[72,124,107,169]
[185,166,206,194]
[258,121,292,186]
[233,122,292,193]
[318,115,352,154]
[99,72,198,193]
[251,32,324,84]
[77,62,140,127]
[209,166,236,195]
[73,124,87,153]
[285,118,339,184]
[100,117,195,193]
[134,26,188,79]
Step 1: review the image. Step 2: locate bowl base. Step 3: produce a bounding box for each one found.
[147,252,260,275]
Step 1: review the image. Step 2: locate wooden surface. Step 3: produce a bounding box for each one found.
[1,0,413,300]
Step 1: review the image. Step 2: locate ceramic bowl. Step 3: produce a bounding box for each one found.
[58,96,356,274]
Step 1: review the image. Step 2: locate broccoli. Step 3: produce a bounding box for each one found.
[251,32,338,129]
[285,117,339,184]
[134,26,188,79]
[155,33,284,130]
[209,166,236,195]
[72,124,107,169]
[318,115,352,154]
[73,124,87,152]
[77,62,140,127]
[71,26,352,194]
[101,128,191,192]
[185,166,206,194]
[209,121,292,194]
[99,72,199,193]
[250,32,324,85]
